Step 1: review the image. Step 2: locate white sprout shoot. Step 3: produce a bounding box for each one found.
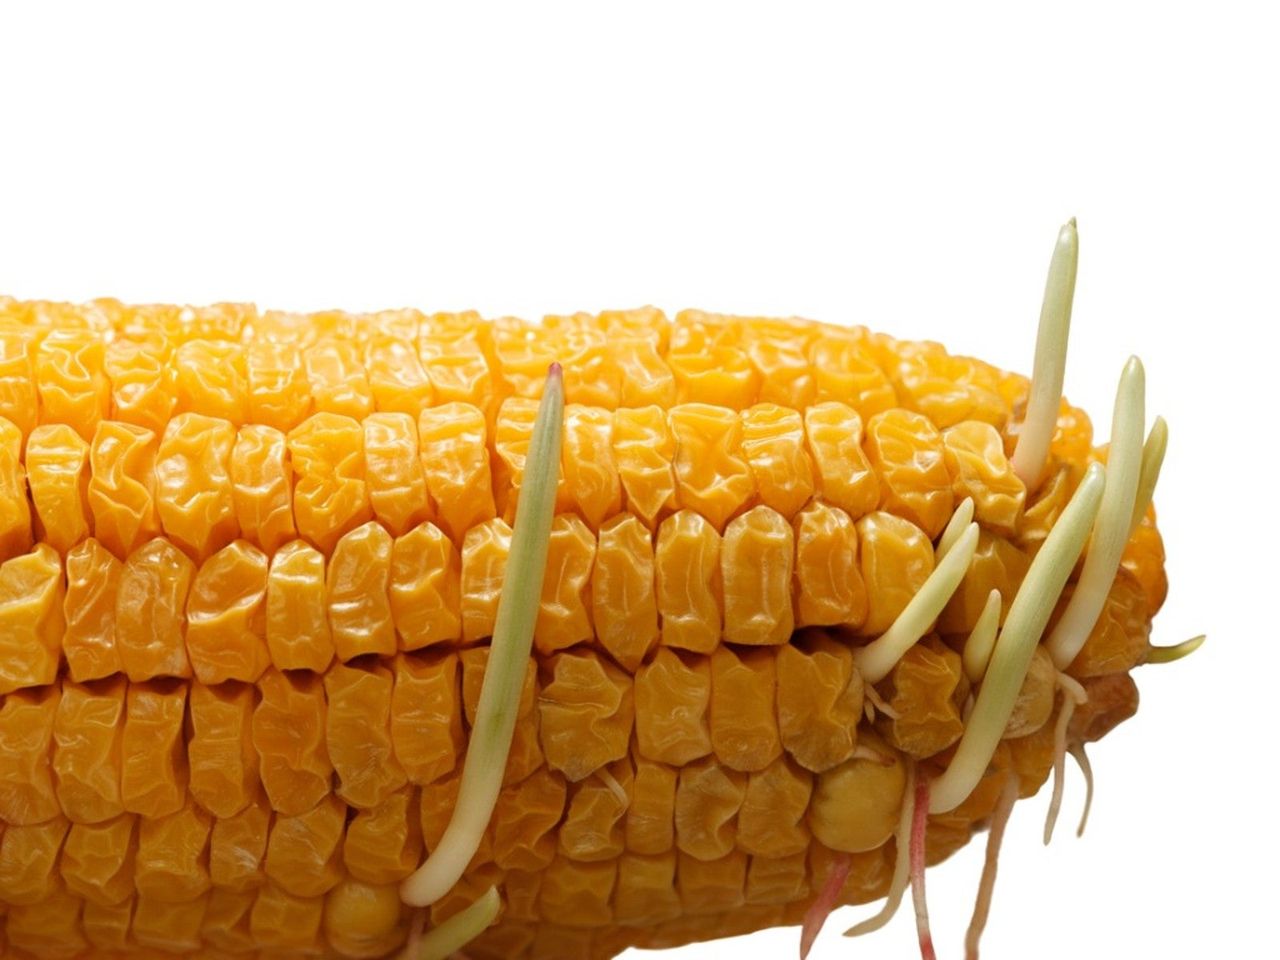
[800,853,852,960]
[406,885,501,960]
[401,364,564,907]
[1043,672,1087,845]
[1145,634,1206,665]
[910,772,937,960]
[1011,218,1079,490]
[962,589,1003,684]
[844,762,917,938]
[929,463,1105,814]
[855,523,980,684]
[964,773,1020,960]
[1068,743,1094,838]
[1129,415,1168,536]
[936,497,975,560]
[1047,357,1145,670]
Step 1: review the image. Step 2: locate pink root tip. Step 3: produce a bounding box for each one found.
[800,854,852,959]
[547,361,563,379]
[911,772,937,960]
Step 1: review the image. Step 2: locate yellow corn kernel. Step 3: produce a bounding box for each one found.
[104,338,176,434]
[942,419,1027,533]
[656,509,722,654]
[389,521,462,651]
[265,539,334,671]
[535,513,597,656]
[305,339,374,420]
[187,679,258,818]
[24,423,92,552]
[562,404,622,529]
[722,505,794,647]
[539,650,634,782]
[36,328,110,440]
[803,401,880,521]
[709,646,782,773]
[62,538,124,682]
[460,516,512,644]
[52,676,126,823]
[327,520,396,661]
[363,412,432,537]
[417,401,497,543]
[634,649,713,766]
[325,660,407,809]
[115,538,195,682]
[185,540,271,684]
[366,334,434,416]
[740,403,816,519]
[0,543,66,694]
[612,405,677,528]
[856,510,934,636]
[87,420,161,560]
[0,685,62,825]
[245,340,311,432]
[230,423,297,555]
[864,407,955,539]
[669,403,754,531]
[288,412,373,555]
[792,500,868,629]
[592,513,659,671]
[174,339,249,425]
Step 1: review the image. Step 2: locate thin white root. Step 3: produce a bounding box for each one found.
[1046,357,1146,670]
[1129,415,1168,536]
[844,763,917,938]
[856,523,980,684]
[964,773,1020,960]
[401,366,564,907]
[962,589,1003,685]
[863,683,900,721]
[930,463,1105,814]
[937,497,975,559]
[1012,218,1079,490]
[409,887,501,960]
[1145,634,1206,665]
[1044,673,1088,845]
[1069,743,1095,838]
[597,766,629,809]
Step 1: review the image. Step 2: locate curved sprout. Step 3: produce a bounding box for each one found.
[844,762,917,938]
[856,523,980,684]
[1011,219,1079,490]
[1047,357,1145,670]
[406,886,501,960]
[1130,415,1168,536]
[930,463,1105,814]
[401,365,564,907]
[1043,672,1087,845]
[1145,634,1206,665]
[964,773,1020,960]
[962,589,1003,684]
[936,497,975,560]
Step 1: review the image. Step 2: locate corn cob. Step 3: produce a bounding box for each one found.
[0,223,1193,960]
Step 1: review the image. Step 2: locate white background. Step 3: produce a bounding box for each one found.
[1,3,1274,958]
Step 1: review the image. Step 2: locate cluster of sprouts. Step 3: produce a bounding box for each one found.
[391,223,1200,959]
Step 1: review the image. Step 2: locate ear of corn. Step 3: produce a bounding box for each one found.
[0,273,1174,960]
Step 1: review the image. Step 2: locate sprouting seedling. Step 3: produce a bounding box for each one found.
[401,886,501,960]
[1044,671,1088,845]
[855,521,980,684]
[1130,415,1168,536]
[930,462,1105,814]
[1145,633,1206,664]
[401,364,564,908]
[1011,219,1079,491]
[844,761,917,939]
[936,496,975,559]
[962,589,1002,685]
[1046,357,1145,671]
[964,773,1020,960]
